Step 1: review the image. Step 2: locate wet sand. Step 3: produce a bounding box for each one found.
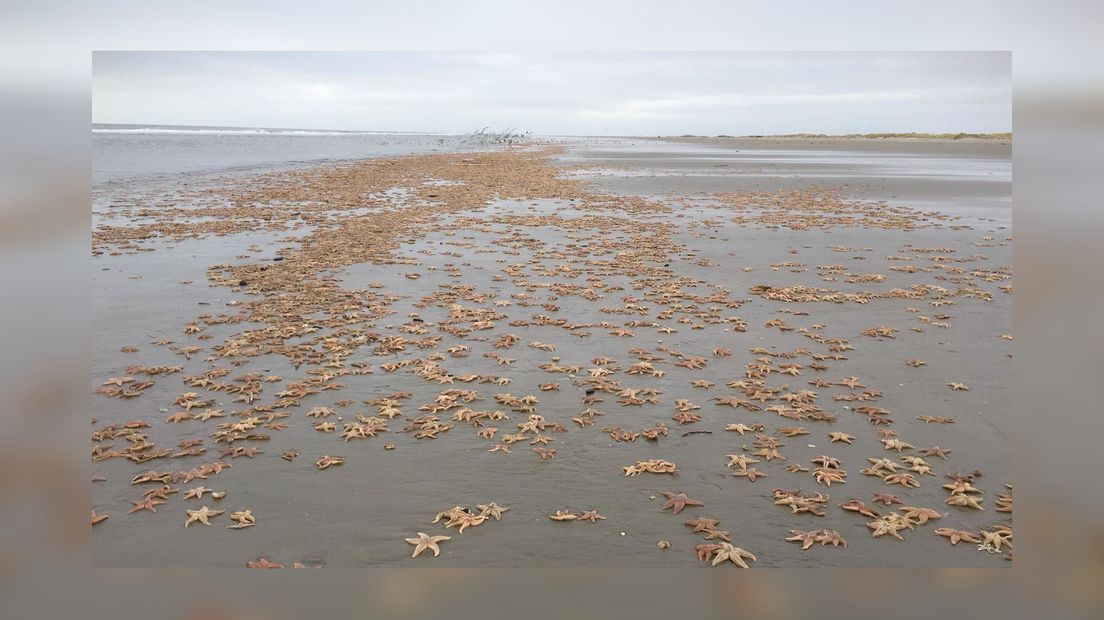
[91,137,1011,567]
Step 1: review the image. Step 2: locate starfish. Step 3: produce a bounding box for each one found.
[943,480,982,494]
[488,444,511,453]
[91,510,109,525]
[701,529,732,542]
[839,499,880,518]
[883,473,921,488]
[247,558,284,568]
[732,468,767,482]
[405,532,451,558]
[315,455,345,470]
[725,423,762,435]
[754,447,787,462]
[672,412,702,424]
[183,486,213,500]
[979,529,1011,552]
[811,455,841,469]
[828,432,855,444]
[864,458,903,473]
[476,502,510,521]
[921,446,952,460]
[549,510,579,521]
[945,493,984,510]
[868,517,907,540]
[899,506,942,525]
[128,497,165,514]
[445,512,487,533]
[691,380,715,388]
[714,395,759,410]
[948,382,969,391]
[935,528,981,545]
[817,530,848,548]
[726,454,760,469]
[184,506,225,526]
[882,438,915,452]
[813,468,846,486]
[685,517,722,533]
[226,510,256,529]
[661,492,704,515]
[281,450,299,461]
[696,543,722,563]
[579,509,606,523]
[779,427,810,437]
[532,447,556,460]
[166,411,192,423]
[710,543,757,568]
[784,464,810,473]
[872,492,903,505]
[194,409,224,422]
[786,529,820,550]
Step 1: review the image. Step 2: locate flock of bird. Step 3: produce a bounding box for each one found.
[91,148,1012,566]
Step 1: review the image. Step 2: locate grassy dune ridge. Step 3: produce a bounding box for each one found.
[731,132,1012,140]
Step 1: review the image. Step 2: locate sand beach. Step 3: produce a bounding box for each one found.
[90,133,1011,567]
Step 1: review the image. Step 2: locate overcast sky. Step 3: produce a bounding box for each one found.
[92,52,1011,135]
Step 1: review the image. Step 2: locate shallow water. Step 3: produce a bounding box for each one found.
[91,136,1011,567]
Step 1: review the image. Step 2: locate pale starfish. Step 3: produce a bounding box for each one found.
[476,502,510,521]
[828,432,855,444]
[549,510,579,521]
[183,486,213,500]
[945,494,984,511]
[710,543,757,568]
[786,529,820,550]
[725,423,762,435]
[315,455,345,470]
[91,510,109,525]
[732,468,767,482]
[445,512,487,533]
[406,532,451,558]
[979,529,1011,552]
[817,530,848,547]
[813,467,846,486]
[868,517,907,540]
[184,506,225,526]
[726,454,760,469]
[899,506,942,525]
[226,510,256,529]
